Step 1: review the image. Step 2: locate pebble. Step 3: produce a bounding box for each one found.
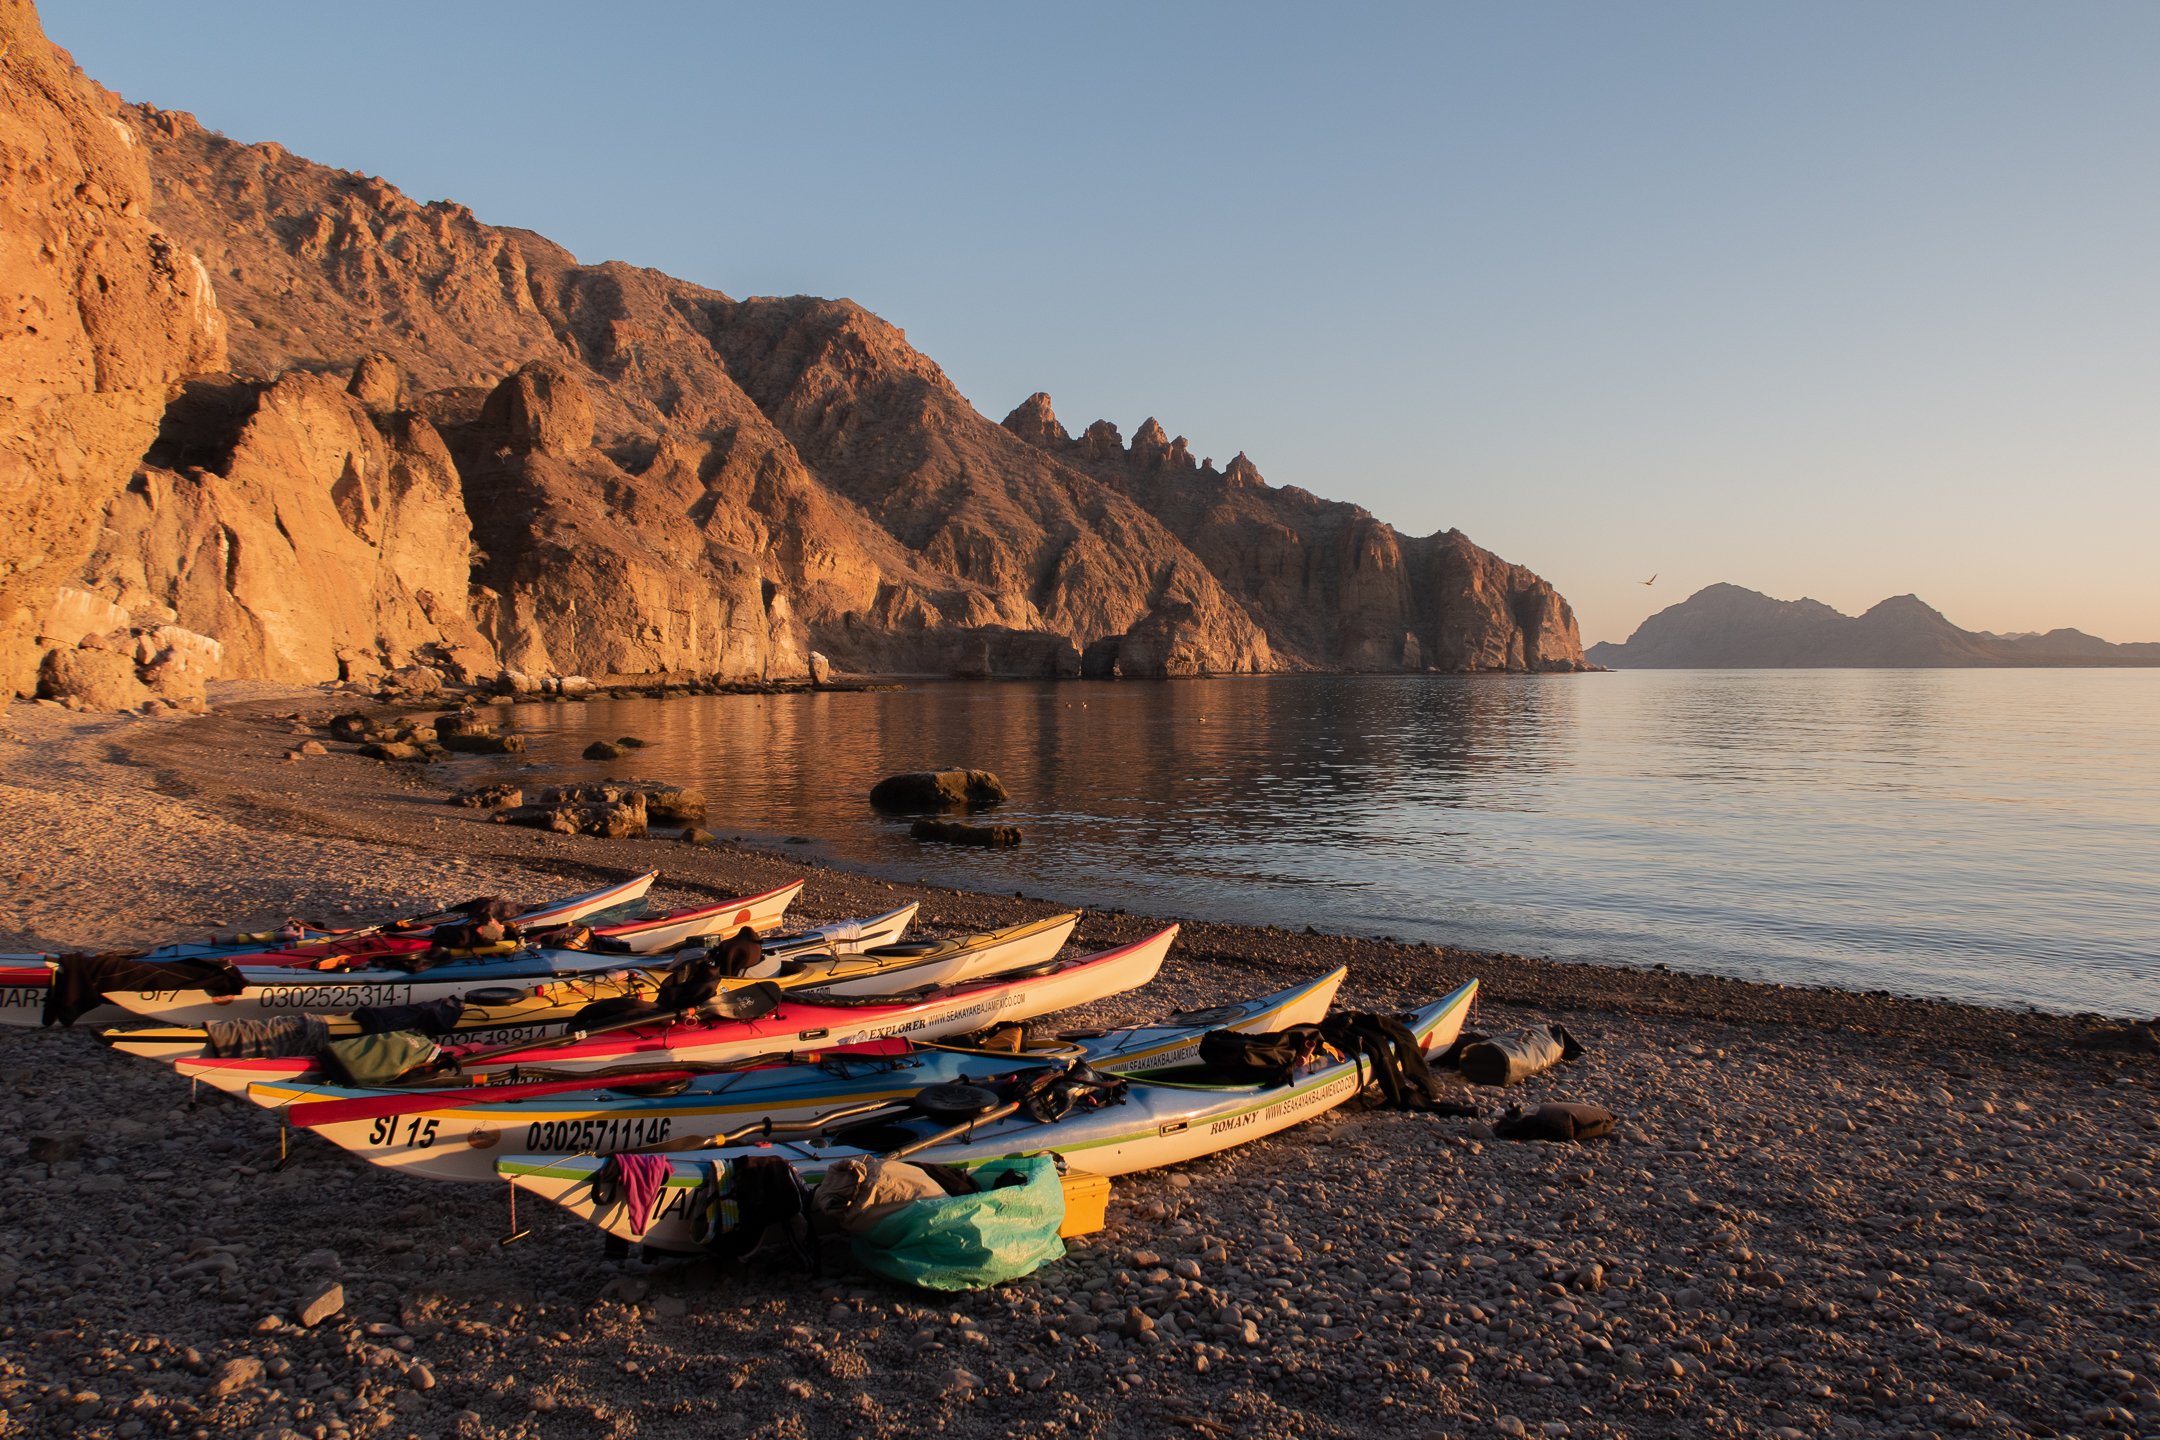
[205,1356,263,1399]
[296,1281,343,1328]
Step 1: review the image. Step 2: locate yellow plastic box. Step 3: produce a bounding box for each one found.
[1058,1169,1111,1238]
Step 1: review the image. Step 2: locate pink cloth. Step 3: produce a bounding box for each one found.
[603,1152,673,1235]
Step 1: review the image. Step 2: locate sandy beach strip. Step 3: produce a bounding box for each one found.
[0,692,2154,1440]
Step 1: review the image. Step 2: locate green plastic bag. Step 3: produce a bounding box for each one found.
[322,1030,438,1085]
[849,1155,1067,1292]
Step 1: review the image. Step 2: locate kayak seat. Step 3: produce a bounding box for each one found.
[698,981,783,1023]
[910,1083,1005,1124]
[460,987,529,1006]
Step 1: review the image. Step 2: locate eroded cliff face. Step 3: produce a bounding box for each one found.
[704,299,1272,676]
[123,107,1277,680]
[5,0,1580,701]
[1001,394,1587,673]
[0,1,224,699]
[449,361,803,683]
[80,363,493,684]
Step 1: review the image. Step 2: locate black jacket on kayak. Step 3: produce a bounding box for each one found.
[43,953,244,1027]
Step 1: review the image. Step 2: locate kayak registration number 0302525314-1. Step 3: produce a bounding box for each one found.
[243,982,422,1010]
[125,982,427,1011]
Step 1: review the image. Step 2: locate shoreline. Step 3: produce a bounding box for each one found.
[1,692,2155,1439]
[3,685,2121,1042]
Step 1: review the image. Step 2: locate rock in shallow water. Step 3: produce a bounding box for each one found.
[870,770,1008,812]
[910,819,1022,848]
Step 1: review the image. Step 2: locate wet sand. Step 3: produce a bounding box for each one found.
[1,690,2154,1440]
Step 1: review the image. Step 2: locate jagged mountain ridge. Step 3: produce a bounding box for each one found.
[1001,394,1583,673]
[2,0,1584,704]
[124,101,1580,680]
[1588,584,2160,668]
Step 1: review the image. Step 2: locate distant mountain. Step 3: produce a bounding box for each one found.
[1588,584,2160,668]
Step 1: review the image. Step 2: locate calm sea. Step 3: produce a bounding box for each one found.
[495,671,2160,1017]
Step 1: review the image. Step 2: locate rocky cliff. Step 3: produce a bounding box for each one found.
[0,0,224,702]
[127,104,1274,680]
[1001,394,1585,672]
[1588,584,2160,668]
[4,0,1584,703]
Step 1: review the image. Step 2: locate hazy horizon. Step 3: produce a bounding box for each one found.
[44,1,2160,646]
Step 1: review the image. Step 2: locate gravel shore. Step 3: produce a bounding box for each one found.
[1,692,2154,1440]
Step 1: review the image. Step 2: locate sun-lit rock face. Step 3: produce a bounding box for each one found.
[2,0,1580,703]
[0,0,225,701]
[1003,393,1588,673]
[80,364,493,685]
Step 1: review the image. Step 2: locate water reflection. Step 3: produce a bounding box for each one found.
[485,670,2160,1016]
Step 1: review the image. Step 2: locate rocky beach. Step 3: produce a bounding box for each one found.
[1,692,2155,1440]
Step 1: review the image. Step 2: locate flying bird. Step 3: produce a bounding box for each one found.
[1642,573,1658,587]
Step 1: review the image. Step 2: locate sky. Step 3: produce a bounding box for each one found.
[43,2,2160,645]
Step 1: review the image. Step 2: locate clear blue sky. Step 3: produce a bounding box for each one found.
[45,1,2160,644]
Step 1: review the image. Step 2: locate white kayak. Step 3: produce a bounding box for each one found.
[249,966,1348,1183]
[102,882,805,1028]
[167,926,1176,1096]
[497,978,1481,1252]
[0,870,662,1029]
[100,903,924,1063]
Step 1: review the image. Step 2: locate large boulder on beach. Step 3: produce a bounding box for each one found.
[534,781,699,825]
[496,799,646,838]
[442,731,522,754]
[138,651,208,710]
[641,785,705,825]
[870,769,1008,813]
[380,663,443,698]
[447,782,521,810]
[37,646,152,711]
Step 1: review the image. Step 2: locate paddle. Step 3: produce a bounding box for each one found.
[657,1097,926,1154]
[656,1062,1096,1164]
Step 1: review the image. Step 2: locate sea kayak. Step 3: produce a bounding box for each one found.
[248,965,1347,1183]
[0,871,664,1028]
[101,903,923,1062]
[167,925,1176,1096]
[99,882,804,1028]
[497,978,1480,1251]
